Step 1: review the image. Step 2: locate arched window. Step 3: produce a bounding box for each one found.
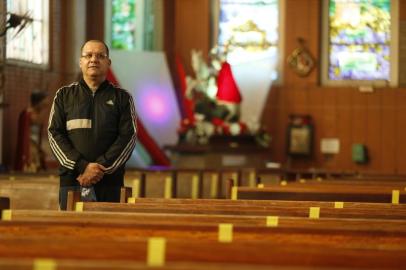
[212,0,283,128]
[214,0,282,81]
[110,0,138,50]
[6,0,49,66]
[105,0,161,51]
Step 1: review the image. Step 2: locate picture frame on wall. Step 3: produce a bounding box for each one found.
[287,115,313,157]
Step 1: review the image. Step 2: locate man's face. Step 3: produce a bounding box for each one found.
[79,41,111,79]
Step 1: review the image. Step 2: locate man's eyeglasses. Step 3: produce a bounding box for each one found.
[81,53,108,60]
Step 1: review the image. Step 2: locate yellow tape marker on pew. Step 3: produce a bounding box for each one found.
[191,175,199,199]
[299,179,306,183]
[128,197,136,204]
[280,180,287,186]
[9,176,15,181]
[218,223,233,243]
[164,176,172,199]
[392,190,400,205]
[132,179,140,199]
[334,202,344,209]
[210,174,219,199]
[266,216,279,227]
[231,173,238,186]
[257,183,264,188]
[75,202,84,212]
[1,210,11,221]
[249,172,256,187]
[309,207,320,219]
[147,237,166,267]
[316,177,323,182]
[231,186,238,200]
[33,259,57,270]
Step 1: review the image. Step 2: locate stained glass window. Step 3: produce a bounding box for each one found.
[326,0,393,81]
[6,0,49,65]
[217,0,280,79]
[111,0,136,50]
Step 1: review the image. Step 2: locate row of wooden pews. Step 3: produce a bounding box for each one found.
[1,200,406,269]
[0,169,405,269]
[0,173,59,209]
[1,168,404,204]
[236,178,406,203]
[124,168,406,200]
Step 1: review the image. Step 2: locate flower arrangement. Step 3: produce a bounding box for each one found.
[176,47,270,147]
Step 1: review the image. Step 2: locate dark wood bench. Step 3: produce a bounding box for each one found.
[122,173,406,202]
[2,193,406,269]
[0,258,318,270]
[0,234,404,268]
[125,168,243,199]
[6,209,406,233]
[117,197,406,210]
[66,199,406,220]
[1,219,406,251]
[2,170,406,270]
[275,179,406,188]
[0,197,9,211]
[236,186,405,203]
[0,177,59,209]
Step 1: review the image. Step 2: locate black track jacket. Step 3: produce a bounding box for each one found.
[48,79,137,186]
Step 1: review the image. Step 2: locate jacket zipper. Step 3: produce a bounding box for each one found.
[91,90,96,140]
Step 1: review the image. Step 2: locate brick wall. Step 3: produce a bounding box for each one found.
[2,0,77,171]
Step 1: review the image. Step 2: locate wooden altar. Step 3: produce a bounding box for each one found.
[165,135,271,169]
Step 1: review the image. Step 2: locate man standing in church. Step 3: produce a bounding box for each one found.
[48,40,137,210]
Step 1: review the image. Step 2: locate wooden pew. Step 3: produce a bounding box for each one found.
[116,191,406,216]
[6,209,406,233]
[2,205,406,268]
[119,179,406,205]
[236,186,405,203]
[276,179,406,188]
[116,197,406,210]
[0,234,404,268]
[2,187,406,269]
[258,169,406,183]
[3,171,406,270]
[67,189,406,220]
[123,172,406,202]
[0,197,9,210]
[1,219,406,250]
[0,177,59,209]
[0,258,320,270]
[0,172,58,181]
[72,200,406,220]
[125,168,243,199]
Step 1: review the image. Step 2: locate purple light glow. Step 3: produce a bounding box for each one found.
[147,95,165,116]
[136,85,174,124]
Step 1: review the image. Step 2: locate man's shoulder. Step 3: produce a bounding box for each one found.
[57,82,80,93]
[107,82,132,98]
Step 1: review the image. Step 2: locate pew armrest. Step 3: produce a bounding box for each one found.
[66,191,81,211]
[120,187,132,203]
[0,197,10,210]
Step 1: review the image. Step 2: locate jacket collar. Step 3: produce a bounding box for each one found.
[79,78,110,93]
